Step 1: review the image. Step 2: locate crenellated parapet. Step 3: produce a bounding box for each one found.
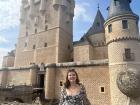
[53,0,68,9]
[19,0,75,35]
[15,0,74,67]
[20,0,27,23]
[19,0,52,37]
[29,0,35,18]
[39,0,47,15]
[106,36,140,45]
[53,0,75,22]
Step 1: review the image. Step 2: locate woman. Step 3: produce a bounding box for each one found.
[59,69,91,105]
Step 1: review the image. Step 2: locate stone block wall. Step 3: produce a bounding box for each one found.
[108,41,140,64]
[0,68,32,87]
[74,45,93,61]
[0,60,110,105]
[53,60,110,105]
[2,56,15,67]
[88,33,106,46]
[74,44,108,61]
[57,29,73,62]
[105,16,139,43]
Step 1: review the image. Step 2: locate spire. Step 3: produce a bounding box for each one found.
[98,3,99,9]
[108,0,134,18]
[85,8,105,36]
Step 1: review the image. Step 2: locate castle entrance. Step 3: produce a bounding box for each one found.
[36,72,45,100]
[38,74,45,88]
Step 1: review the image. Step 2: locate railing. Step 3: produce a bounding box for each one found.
[123,53,135,61]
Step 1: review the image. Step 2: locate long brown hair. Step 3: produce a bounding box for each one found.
[64,69,80,89]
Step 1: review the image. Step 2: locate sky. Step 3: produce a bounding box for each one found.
[0,0,140,68]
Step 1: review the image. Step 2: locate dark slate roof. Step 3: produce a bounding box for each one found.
[85,9,105,36]
[108,0,134,19]
[73,36,91,46]
[74,9,105,47]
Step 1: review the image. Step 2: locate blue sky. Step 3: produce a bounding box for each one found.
[0,0,140,67]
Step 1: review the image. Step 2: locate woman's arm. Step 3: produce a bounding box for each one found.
[81,84,91,105]
[59,87,65,105]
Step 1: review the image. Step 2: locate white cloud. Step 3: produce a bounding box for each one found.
[74,3,93,22]
[0,36,9,44]
[0,0,21,31]
[0,48,10,68]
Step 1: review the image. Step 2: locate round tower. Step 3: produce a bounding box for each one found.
[104,0,140,104]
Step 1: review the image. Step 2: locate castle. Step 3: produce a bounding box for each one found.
[1,0,140,105]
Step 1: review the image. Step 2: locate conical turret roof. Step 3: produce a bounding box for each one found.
[85,9,105,36]
[108,0,134,18]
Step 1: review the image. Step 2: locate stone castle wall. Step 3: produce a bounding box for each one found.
[55,65,110,105]
[0,68,31,86]
[105,16,139,44]
[104,13,140,104]
[74,44,108,61]
[74,45,93,61]
[15,0,74,68]
[0,60,110,105]
[2,56,15,68]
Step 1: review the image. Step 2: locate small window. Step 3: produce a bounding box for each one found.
[136,21,138,26]
[68,45,70,49]
[60,81,63,86]
[122,20,128,29]
[33,45,36,49]
[108,24,112,33]
[45,25,48,31]
[44,43,47,47]
[123,48,135,61]
[35,29,37,34]
[114,0,119,6]
[24,42,27,47]
[125,48,131,59]
[45,19,47,24]
[102,42,105,46]
[100,87,105,93]
[26,32,28,37]
[96,22,100,27]
[94,42,97,46]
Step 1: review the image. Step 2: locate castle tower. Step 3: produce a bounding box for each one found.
[14,0,75,67]
[74,7,107,61]
[104,0,140,104]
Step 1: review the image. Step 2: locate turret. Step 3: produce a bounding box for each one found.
[104,0,140,105]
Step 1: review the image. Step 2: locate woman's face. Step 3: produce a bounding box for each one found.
[68,71,77,83]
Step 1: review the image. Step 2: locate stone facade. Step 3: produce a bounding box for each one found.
[2,50,15,68]
[54,64,110,105]
[0,60,110,105]
[2,56,15,68]
[1,0,140,105]
[104,0,140,104]
[14,0,74,67]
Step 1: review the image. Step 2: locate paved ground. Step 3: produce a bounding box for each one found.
[0,101,41,105]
